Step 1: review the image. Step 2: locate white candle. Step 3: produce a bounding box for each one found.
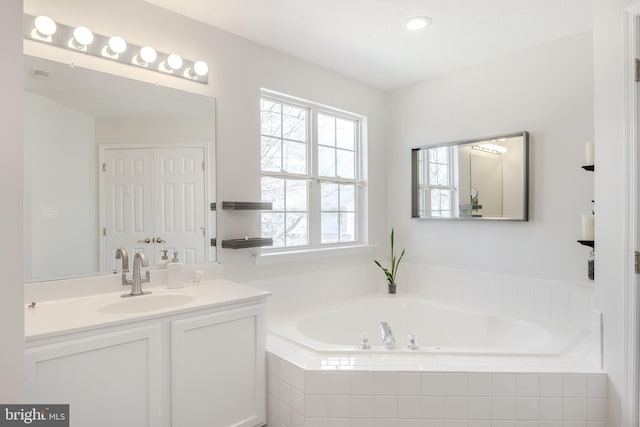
[585,141,594,166]
[581,214,595,240]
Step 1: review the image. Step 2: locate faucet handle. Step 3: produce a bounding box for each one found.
[407,333,419,350]
[359,332,371,350]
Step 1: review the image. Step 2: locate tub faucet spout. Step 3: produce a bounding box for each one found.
[380,322,395,349]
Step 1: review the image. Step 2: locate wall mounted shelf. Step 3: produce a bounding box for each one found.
[221,238,273,249]
[221,202,272,210]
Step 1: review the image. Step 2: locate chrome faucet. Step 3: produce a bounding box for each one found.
[380,322,395,349]
[115,247,130,286]
[122,252,151,298]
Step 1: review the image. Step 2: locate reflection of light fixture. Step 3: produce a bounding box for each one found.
[71,26,94,49]
[472,143,508,154]
[24,13,209,84]
[405,16,432,31]
[33,15,56,41]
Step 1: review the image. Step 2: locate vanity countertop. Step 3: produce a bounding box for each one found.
[25,280,270,342]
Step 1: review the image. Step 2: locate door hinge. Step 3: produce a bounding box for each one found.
[102,163,106,172]
[635,58,640,82]
[103,227,106,236]
[635,251,640,274]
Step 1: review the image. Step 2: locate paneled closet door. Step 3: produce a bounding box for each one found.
[153,147,206,265]
[103,148,155,270]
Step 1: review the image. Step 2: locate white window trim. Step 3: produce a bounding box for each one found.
[259,89,367,255]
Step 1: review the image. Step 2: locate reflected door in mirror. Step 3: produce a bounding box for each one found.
[103,147,206,270]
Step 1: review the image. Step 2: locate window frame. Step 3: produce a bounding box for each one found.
[259,90,365,252]
[416,146,457,217]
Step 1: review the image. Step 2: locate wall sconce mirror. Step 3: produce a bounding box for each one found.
[411,131,529,221]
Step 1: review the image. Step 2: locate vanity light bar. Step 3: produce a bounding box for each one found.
[23,14,209,84]
[472,143,507,154]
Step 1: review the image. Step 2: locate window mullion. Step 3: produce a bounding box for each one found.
[309,105,321,248]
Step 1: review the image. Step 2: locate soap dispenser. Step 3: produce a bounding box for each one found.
[166,250,184,289]
[157,249,170,269]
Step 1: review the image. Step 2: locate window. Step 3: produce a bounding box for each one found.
[416,146,456,217]
[260,92,364,250]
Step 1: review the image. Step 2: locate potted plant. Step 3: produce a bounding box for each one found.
[374,228,405,294]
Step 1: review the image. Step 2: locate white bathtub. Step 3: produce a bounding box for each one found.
[269,293,589,357]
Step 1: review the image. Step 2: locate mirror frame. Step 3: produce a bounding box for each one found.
[411,131,529,221]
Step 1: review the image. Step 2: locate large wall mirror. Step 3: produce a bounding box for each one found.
[411,131,528,221]
[24,54,216,282]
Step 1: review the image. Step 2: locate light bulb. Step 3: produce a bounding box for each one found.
[167,54,183,70]
[73,26,94,46]
[139,46,157,64]
[193,61,208,76]
[34,16,56,36]
[108,36,127,54]
[405,16,432,31]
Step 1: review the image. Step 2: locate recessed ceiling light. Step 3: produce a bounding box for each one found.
[405,16,432,31]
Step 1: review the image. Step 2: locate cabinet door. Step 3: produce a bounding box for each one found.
[171,304,266,427]
[25,325,162,427]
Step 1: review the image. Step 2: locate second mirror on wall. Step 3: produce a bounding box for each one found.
[411,131,529,221]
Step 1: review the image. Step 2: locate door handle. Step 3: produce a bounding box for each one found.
[137,238,151,244]
[155,237,166,244]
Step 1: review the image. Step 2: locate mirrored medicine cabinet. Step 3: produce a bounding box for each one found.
[23,54,216,282]
[411,131,529,221]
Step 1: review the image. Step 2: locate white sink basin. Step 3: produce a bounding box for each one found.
[100,294,195,314]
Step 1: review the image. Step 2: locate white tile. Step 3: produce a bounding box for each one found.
[586,423,606,427]
[469,421,491,427]
[399,396,422,419]
[399,373,422,396]
[268,374,278,397]
[445,397,468,419]
[279,359,294,384]
[586,399,606,422]
[563,375,587,397]
[290,365,305,392]
[352,420,375,427]
[586,376,607,398]
[304,418,327,427]
[352,395,375,418]
[444,421,468,427]
[376,372,399,395]
[267,392,277,417]
[375,420,398,427]
[540,374,563,397]
[352,372,375,395]
[327,395,351,418]
[278,400,292,426]
[327,371,352,395]
[279,379,292,405]
[563,398,587,421]
[492,397,516,420]
[539,422,562,427]
[305,395,327,418]
[291,410,305,427]
[327,418,350,427]
[422,420,444,427]
[516,374,539,397]
[515,422,538,427]
[398,420,422,427]
[516,398,539,420]
[469,374,492,396]
[491,422,515,427]
[305,371,327,395]
[563,422,586,427]
[291,388,304,414]
[540,398,563,420]
[492,374,517,397]
[267,352,279,375]
[422,373,446,396]
[422,397,446,419]
[375,396,398,419]
[268,414,284,427]
[468,397,491,419]
[446,373,469,396]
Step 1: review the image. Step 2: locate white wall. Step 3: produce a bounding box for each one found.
[23,0,389,283]
[593,1,635,425]
[388,32,594,282]
[0,0,24,402]
[23,91,97,280]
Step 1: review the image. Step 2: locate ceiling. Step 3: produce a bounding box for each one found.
[144,0,593,90]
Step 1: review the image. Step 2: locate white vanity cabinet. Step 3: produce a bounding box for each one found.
[25,324,163,427]
[25,296,267,427]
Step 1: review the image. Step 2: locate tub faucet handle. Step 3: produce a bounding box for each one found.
[359,332,371,350]
[407,333,419,350]
[380,322,395,349]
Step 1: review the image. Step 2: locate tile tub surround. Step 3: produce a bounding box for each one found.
[266,353,607,427]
